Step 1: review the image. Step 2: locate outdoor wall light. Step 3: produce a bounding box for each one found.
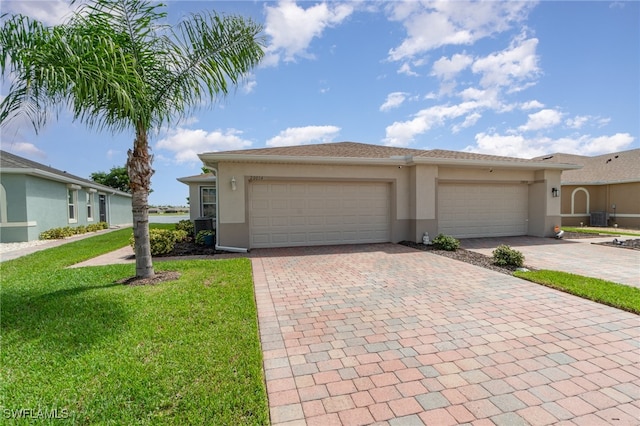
[551,187,559,197]
[231,176,237,191]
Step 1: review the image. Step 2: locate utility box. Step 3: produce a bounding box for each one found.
[590,211,608,227]
[194,217,214,236]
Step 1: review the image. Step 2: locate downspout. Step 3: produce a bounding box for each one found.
[210,167,248,253]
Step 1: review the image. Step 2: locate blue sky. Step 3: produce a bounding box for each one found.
[1,0,638,206]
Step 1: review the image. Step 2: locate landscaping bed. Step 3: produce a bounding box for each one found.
[594,238,640,250]
[399,241,531,275]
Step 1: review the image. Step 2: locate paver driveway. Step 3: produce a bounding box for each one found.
[460,236,640,288]
[251,244,639,426]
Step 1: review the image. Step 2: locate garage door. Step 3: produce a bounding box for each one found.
[250,181,390,248]
[438,183,528,238]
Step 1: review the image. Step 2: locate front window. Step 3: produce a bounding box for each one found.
[200,186,216,218]
[68,189,78,223]
[87,192,94,221]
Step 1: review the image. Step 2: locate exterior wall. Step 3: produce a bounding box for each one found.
[0,175,31,242]
[561,182,640,228]
[212,161,563,248]
[0,173,132,242]
[105,192,133,226]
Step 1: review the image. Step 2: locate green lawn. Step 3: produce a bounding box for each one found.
[0,229,268,425]
[562,226,640,237]
[514,269,640,315]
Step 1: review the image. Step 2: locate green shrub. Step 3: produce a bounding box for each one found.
[492,244,525,267]
[172,229,188,243]
[195,230,215,246]
[74,225,87,235]
[39,226,75,240]
[432,233,460,251]
[129,229,177,256]
[175,219,195,236]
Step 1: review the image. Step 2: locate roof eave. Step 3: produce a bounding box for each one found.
[562,178,640,185]
[412,157,582,170]
[1,168,132,197]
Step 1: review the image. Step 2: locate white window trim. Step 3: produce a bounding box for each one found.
[67,186,79,224]
[0,183,7,223]
[200,185,216,218]
[87,191,95,221]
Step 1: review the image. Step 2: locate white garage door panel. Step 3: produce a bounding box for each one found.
[438,183,528,239]
[250,181,391,248]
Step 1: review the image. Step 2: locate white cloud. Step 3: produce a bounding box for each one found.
[452,112,481,134]
[431,53,473,80]
[387,1,535,61]
[520,100,544,110]
[266,125,340,147]
[472,35,540,90]
[263,0,354,65]
[380,92,409,112]
[397,63,419,77]
[465,131,635,158]
[0,141,46,158]
[2,0,77,26]
[519,108,563,131]
[383,101,485,146]
[156,127,252,164]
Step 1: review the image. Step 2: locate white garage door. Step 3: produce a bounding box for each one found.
[438,183,528,238]
[250,181,390,248]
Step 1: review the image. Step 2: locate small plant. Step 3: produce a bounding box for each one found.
[492,244,524,267]
[172,229,189,243]
[195,230,215,246]
[175,219,195,237]
[432,233,460,251]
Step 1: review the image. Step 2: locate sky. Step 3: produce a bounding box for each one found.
[1,0,638,206]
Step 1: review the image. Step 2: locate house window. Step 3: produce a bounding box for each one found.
[87,192,94,221]
[0,183,6,223]
[200,186,216,218]
[68,188,78,223]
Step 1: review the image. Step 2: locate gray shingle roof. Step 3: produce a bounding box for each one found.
[533,149,640,184]
[0,150,131,195]
[205,141,555,164]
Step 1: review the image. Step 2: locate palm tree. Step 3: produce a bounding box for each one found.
[0,0,264,278]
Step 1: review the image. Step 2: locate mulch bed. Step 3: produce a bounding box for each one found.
[399,241,529,276]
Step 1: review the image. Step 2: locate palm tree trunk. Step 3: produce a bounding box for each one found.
[127,126,155,278]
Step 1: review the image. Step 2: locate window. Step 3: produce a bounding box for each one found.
[87,191,94,221]
[68,188,78,223]
[200,186,216,218]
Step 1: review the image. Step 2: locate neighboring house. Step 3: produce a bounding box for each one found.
[535,149,640,229]
[196,142,580,250]
[0,150,133,243]
[176,173,216,222]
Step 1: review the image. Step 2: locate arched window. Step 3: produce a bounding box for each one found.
[571,187,590,215]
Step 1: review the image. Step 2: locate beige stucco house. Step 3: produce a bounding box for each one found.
[535,149,640,229]
[197,142,580,250]
[177,172,216,221]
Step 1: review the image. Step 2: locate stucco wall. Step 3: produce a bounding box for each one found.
[105,192,133,226]
[561,182,640,228]
[211,161,563,248]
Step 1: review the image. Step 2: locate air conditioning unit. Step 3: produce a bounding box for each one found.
[194,217,214,236]
[589,211,608,227]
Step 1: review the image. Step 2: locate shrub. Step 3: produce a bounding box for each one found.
[172,229,189,243]
[195,230,215,246]
[129,229,177,256]
[74,225,87,235]
[175,219,195,237]
[39,226,75,240]
[492,244,525,267]
[432,233,460,251]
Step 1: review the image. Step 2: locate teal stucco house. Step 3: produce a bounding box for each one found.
[0,150,133,243]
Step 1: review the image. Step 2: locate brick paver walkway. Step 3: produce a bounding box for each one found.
[251,244,640,425]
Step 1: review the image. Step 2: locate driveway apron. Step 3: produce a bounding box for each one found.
[251,244,639,426]
[460,236,640,288]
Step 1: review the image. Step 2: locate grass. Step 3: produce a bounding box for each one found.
[562,226,640,237]
[514,269,640,315]
[1,229,268,425]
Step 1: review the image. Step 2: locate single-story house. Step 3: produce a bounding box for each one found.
[0,150,133,243]
[534,149,640,228]
[195,142,580,250]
